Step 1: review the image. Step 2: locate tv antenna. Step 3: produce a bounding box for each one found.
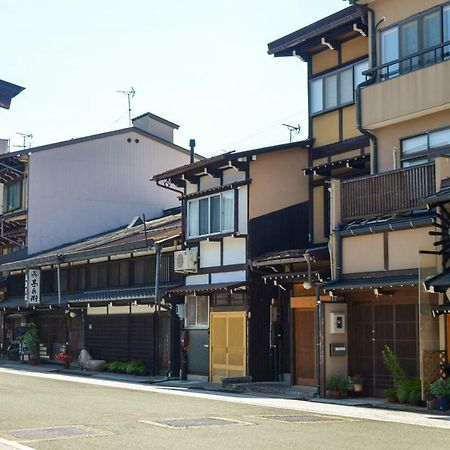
[117,87,135,127]
[282,123,301,143]
[14,132,33,150]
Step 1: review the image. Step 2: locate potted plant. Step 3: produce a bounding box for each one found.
[18,323,40,365]
[384,387,398,403]
[327,374,351,399]
[429,379,450,411]
[55,352,73,369]
[351,375,363,393]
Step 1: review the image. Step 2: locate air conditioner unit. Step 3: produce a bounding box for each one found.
[174,249,198,273]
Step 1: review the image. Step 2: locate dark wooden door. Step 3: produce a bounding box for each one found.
[295,309,316,386]
[349,299,418,397]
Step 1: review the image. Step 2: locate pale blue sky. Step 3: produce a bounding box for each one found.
[1,0,348,157]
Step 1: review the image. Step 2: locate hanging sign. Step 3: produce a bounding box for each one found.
[26,269,41,305]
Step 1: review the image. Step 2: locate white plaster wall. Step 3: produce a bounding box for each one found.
[211,270,246,283]
[222,237,246,265]
[199,241,221,267]
[199,175,220,190]
[238,186,248,234]
[185,274,209,285]
[27,130,191,254]
[222,168,246,184]
[185,181,197,194]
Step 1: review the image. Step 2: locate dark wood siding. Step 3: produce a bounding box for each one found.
[249,202,309,258]
[35,312,67,358]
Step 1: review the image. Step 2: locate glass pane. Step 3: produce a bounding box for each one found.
[310,78,323,114]
[354,59,369,89]
[199,198,209,235]
[324,74,337,109]
[185,296,196,326]
[400,20,419,72]
[210,195,221,233]
[6,182,21,212]
[339,68,353,104]
[444,6,450,59]
[196,296,209,326]
[402,158,429,168]
[221,190,234,231]
[403,135,428,154]
[188,200,199,237]
[430,128,450,148]
[381,27,399,79]
[422,10,442,65]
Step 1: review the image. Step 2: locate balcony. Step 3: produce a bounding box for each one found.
[341,163,435,221]
[361,41,450,129]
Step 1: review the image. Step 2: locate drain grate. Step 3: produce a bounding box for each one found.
[3,425,98,442]
[139,417,253,429]
[253,414,354,423]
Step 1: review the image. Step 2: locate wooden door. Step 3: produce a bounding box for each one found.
[294,309,316,386]
[210,312,246,382]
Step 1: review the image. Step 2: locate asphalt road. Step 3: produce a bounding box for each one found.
[0,371,449,450]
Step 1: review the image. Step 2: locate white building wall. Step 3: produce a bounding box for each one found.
[199,241,221,267]
[27,130,191,254]
[210,270,246,283]
[222,237,246,265]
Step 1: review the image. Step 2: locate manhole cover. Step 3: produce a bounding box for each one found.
[3,425,98,442]
[139,417,253,429]
[253,414,353,423]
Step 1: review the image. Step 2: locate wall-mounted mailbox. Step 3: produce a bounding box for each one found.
[330,343,347,356]
[330,312,346,334]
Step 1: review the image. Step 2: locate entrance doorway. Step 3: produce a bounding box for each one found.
[210,311,246,382]
[294,308,316,386]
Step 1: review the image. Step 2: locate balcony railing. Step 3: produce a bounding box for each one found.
[363,40,450,82]
[341,163,436,221]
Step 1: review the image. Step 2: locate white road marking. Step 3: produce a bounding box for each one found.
[1,367,450,430]
[0,437,35,450]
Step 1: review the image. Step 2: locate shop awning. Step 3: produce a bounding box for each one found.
[323,275,418,291]
[303,154,368,176]
[166,282,246,296]
[423,272,450,293]
[262,270,329,283]
[431,302,450,317]
[0,296,70,310]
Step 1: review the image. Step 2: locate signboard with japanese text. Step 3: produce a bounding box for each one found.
[26,269,41,305]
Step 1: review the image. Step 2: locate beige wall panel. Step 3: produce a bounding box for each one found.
[361,59,450,131]
[249,148,308,219]
[313,186,326,244]
[374,0,445,35]
[388,227,436,270]
[342,233,384,274]
[376,109,450,172]
[324,303,348,378]
[312,111,339,147]
[341,36,368,63]
[342,105,361,141]
[312,49,339,75]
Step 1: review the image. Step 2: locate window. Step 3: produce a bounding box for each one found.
[185,295,209,328]
[310,59,368,115]
[380,5,450,79]
[212,293,245,307]
[4,181,22,213]
[187,191,235,238]
[401,126,450,167]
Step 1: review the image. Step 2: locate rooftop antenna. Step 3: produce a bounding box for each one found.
[282,124,301,143]
[14,132,33,150]
[117,87,135,127]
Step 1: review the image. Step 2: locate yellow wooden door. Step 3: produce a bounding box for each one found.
[210,311,246,382]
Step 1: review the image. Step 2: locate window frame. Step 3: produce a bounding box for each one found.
[187,190,235,239]
[309,58,368,116]
[3,180,22,214]
[184,295,210,329]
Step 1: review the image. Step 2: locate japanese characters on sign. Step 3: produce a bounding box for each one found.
[26,269,40,305]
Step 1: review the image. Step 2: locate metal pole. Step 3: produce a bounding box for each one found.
[57,263,61,306]
[154,244,161,375]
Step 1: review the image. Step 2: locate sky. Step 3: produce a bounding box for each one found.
[1,0,348,158]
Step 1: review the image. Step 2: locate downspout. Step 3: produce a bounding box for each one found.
[356,5,379,174]
[315,283,322,396]
[154,243,161,375]
[56,255,63,306]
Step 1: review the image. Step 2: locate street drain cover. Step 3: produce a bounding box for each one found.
[254,414,352,423]
[3,425,98,442]
[139,417,253,429]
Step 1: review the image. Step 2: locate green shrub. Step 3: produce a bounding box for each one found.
[429,379,450,398]
[327,374,351,394]
[381,346,406,388]
[106,360,147,375]
[397,378,421,404]
[384,387,397,399]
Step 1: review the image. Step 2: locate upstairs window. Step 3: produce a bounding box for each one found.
[401,126,450,167]
[4,181,22,213]
[310,59,368,115]
[187,190,234,238]
[185,295,209,328]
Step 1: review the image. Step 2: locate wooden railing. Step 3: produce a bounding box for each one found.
[341,163,436,221]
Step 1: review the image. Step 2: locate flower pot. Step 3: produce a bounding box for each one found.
[436,396,449,411]
[353,384,363,393]
[63,361,70,369]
